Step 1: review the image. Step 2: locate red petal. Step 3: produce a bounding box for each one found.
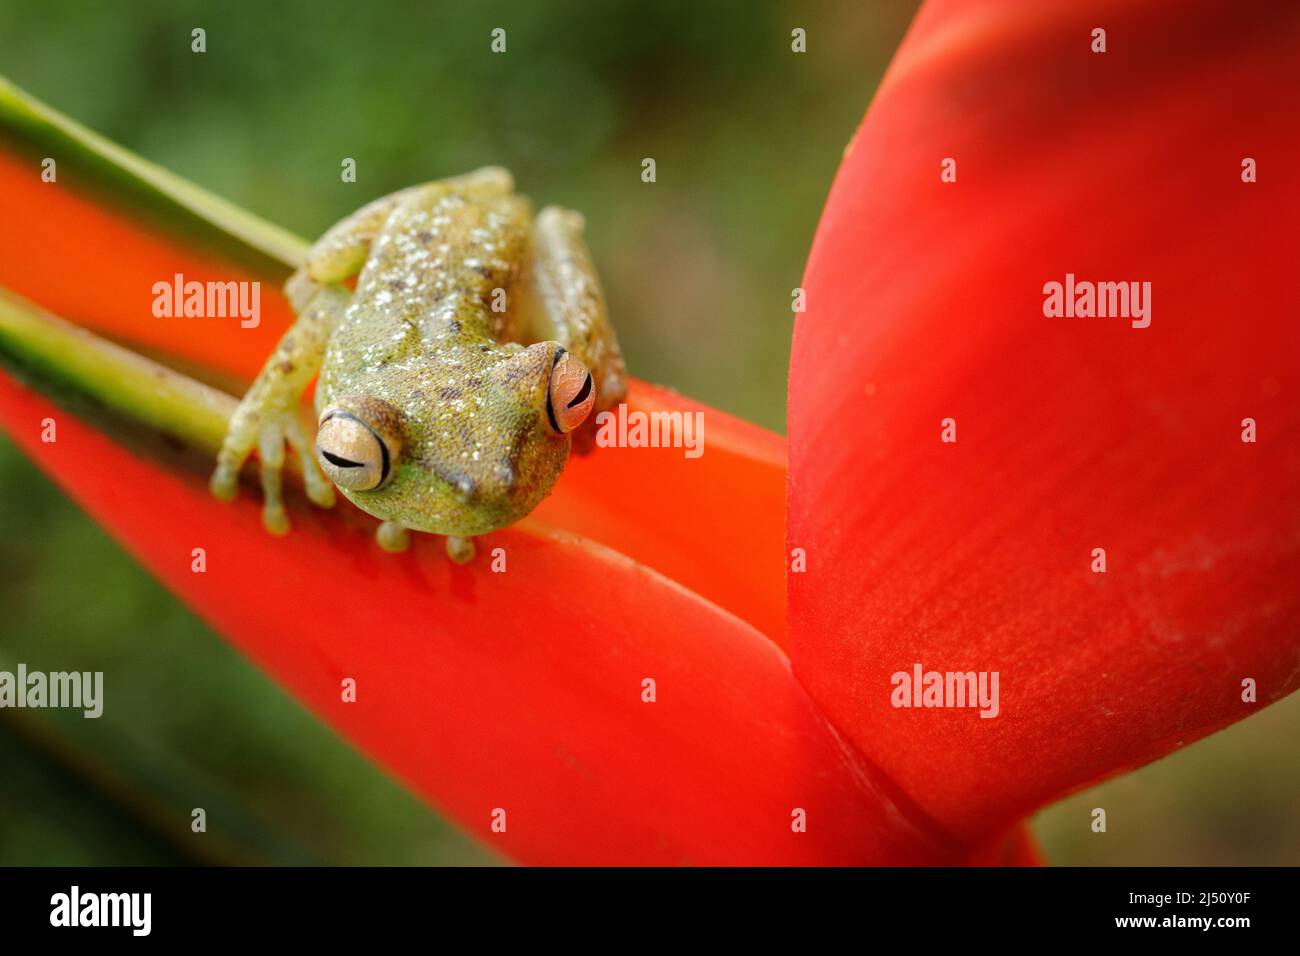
[789,0,1300,839]
[0,370,950,864]
[537,382,787,643]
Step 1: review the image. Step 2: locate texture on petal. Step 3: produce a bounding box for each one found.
[789,0,1300,839]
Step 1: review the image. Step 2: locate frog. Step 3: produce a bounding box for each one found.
[209,167,627,563]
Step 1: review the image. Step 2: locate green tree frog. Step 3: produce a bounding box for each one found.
[210,168,627,563]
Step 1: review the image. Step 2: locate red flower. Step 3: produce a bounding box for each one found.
[789,0,1300,841]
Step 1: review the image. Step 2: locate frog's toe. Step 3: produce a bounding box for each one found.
[211,431,257,502]
[445,535,476,564]
[301,470,337,509]
[209,462,241,502]
[257,424,292,534]
[284,414,336,509]
[262,500,290,536]
[376,521,411,553]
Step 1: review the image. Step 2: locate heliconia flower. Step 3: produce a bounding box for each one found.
[789,0,1300,842]
[1,0,1291,868]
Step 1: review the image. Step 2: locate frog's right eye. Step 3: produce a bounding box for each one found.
[316,409,395,491]
[547,350,595,434]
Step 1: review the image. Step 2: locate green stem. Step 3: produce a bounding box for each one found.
[0,286,236,455]
[0,75,306,276]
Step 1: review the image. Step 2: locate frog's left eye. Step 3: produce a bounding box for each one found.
[316,409,396,491]
[547,350,595,434]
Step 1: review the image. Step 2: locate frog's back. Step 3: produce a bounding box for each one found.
[320,181,533,396]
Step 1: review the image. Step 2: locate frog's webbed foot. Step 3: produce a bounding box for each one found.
[445,535,476,565]
[211,406,336,535]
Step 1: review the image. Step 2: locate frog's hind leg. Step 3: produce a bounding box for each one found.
[523,207,628,452]
[302,187,423,285]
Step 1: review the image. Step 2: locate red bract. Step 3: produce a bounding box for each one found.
[0,372,955,865]
[789,0,1300,840]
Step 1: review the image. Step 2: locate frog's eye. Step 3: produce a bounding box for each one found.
[547,350,595,434]
[316,409,396,491]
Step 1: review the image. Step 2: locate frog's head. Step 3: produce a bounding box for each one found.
[314,342,596,536]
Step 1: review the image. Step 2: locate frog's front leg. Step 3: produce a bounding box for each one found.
[525,207,628,453]
[210,270,348,533]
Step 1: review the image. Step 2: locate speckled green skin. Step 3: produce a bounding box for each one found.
[318,183,569,536]
[210,168,627,544]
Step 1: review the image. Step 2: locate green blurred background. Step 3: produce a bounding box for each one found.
[0,0,1296,865]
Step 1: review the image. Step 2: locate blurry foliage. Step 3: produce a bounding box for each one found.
[0,0,1295,865]
[1033,697,1300,866]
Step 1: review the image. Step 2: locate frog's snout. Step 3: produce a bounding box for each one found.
[450,460,517,505]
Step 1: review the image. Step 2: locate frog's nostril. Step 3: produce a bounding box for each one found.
[454,476,478,503]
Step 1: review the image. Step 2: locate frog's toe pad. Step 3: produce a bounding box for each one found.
[209,466,240,502]
[262,501,291,536]
[376,521,411,553]
[445,535,475,564]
